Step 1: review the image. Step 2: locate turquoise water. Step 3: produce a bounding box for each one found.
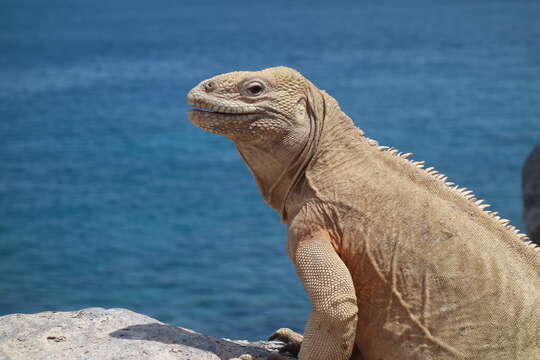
[1,0,539,340]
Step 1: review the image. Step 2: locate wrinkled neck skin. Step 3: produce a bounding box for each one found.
[234,102,312,218]
[235,134,306,214]
[234,83,360,224]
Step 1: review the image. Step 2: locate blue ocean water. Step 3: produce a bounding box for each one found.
[1,0,539,341]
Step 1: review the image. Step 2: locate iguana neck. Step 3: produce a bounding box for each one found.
[235,121,319,220]
[235,140,298,213]
[298,89,368,193]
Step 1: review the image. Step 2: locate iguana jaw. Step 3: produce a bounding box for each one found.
[187,90,263,138]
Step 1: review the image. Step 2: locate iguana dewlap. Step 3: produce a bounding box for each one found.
[187,67,540,360]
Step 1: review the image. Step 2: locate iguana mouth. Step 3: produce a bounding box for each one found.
[188,108,260,124]
[188,108,258,117]
[187,96,259,115]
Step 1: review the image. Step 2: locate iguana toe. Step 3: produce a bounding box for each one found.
[268,328,303,343]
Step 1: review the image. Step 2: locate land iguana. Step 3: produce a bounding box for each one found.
[186,67,540,360]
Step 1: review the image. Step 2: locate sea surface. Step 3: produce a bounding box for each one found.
[1,0,539,341]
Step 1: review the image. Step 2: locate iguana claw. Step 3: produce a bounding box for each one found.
[268,328,303,357]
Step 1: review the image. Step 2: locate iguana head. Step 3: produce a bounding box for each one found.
[186,66,347,220]
[187,66,312,143]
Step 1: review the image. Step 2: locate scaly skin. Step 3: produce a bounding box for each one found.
[187,67,540,360]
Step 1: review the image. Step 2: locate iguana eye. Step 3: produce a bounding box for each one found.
[243,81,265,96]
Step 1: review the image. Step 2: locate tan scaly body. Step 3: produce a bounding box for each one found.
[187,67,540,360]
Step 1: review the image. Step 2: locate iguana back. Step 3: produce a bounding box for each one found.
[303,115,540,358]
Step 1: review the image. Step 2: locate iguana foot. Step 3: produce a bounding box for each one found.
[268,328,303,357]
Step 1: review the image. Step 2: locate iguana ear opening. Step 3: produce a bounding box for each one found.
[304,80,326,152]
[306,80,326,137]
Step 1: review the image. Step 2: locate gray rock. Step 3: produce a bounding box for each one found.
[0,308,293,360]
[523,143,540,245]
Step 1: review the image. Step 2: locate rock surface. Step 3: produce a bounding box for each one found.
[0,308,293,360]
[523,143,540,245]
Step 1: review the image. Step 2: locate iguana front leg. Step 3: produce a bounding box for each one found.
[273,231,358,360]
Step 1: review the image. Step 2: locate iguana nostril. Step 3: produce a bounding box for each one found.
[203,81,215,92]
